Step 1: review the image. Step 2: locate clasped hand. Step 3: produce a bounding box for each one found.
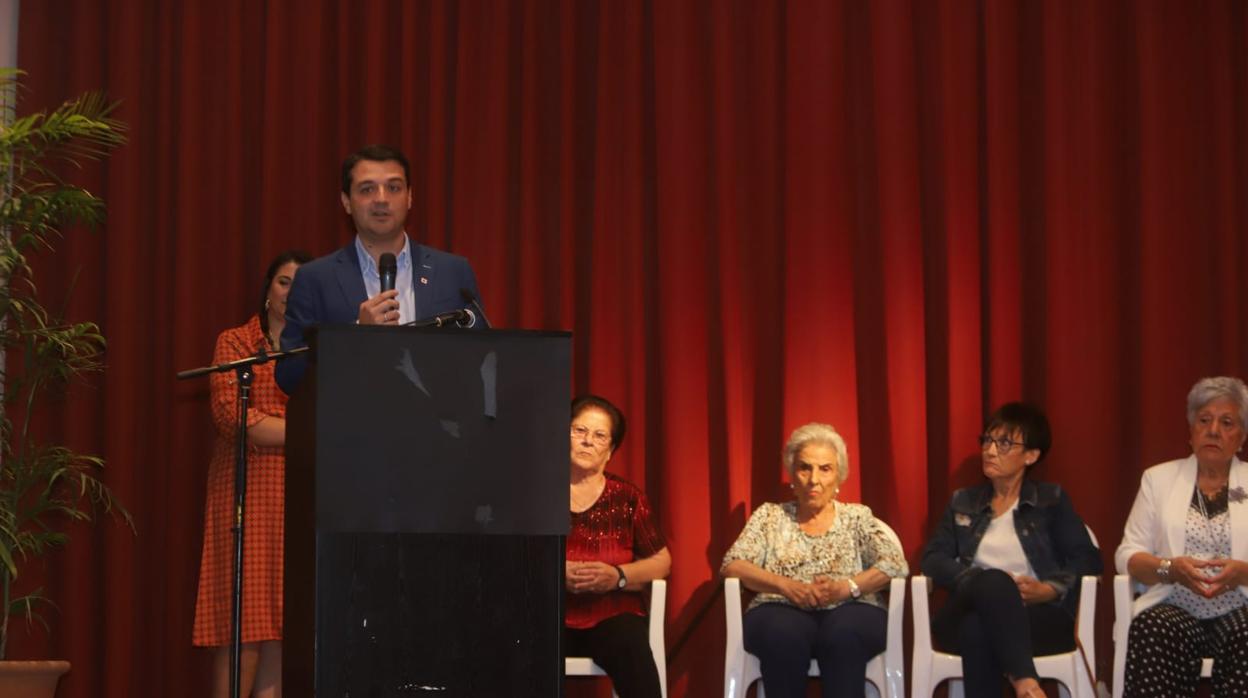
[780,576,850,609]
[1171,557,1247,598]
[1013,574,1058,605]
[359,289,400,325]
[566,561,621,594]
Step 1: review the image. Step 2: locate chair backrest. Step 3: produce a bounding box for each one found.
[1076,526,1099,655]
[873,518,905,676]
[876,518,904,559]
[649,579,668,697]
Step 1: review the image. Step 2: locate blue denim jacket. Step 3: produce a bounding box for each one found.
[920,479,1103,616]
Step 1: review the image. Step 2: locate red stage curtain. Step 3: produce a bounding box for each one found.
[13,1,1248,696]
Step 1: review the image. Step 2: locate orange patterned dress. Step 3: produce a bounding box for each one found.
[193,316,286,646]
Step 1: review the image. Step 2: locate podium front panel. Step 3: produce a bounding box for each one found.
[315,327,569,536]
[285,327,570,697]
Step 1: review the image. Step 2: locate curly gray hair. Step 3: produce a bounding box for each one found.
[782,422,849,484]
[1186,376,1248,431]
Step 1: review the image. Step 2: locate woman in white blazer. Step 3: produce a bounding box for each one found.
[1115,376,1248,697]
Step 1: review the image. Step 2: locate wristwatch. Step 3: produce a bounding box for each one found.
[614,565,628,590]
[846,578,862,599]
[1156,558,1172,583]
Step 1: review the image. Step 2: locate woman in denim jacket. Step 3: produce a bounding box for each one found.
[921,402,1102,698]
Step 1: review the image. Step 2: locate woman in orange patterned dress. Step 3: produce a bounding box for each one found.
[193,250,309,698]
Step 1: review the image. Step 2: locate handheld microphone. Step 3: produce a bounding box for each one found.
[459,288,492,329]
[379,253,397,293]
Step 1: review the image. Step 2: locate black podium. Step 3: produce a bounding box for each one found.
[283,325,571,697]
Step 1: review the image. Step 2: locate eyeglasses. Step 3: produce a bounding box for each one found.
[571,425,612,447]
[978,434,1025,452]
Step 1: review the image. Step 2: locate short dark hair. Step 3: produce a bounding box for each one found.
[259,249,312,340]
[984,401,1052,464]
[341,144,411,194]
[571,394,627,450]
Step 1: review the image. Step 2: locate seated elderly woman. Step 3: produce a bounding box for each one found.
[721,423,908,698]
[921,402,1101,698]
[1116,376,1248,697]
[565,394,671,698]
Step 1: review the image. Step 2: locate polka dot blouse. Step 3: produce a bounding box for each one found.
[1167,486,1248,620]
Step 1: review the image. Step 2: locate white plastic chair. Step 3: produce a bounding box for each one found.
[565,578,668,698]
[723,520,907,698]
[910,527,1100,698]
[1111,574,1212,698]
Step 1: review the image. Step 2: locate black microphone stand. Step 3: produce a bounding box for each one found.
[177,345,308,698]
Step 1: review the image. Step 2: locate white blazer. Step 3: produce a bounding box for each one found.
[1114,455,1248,615]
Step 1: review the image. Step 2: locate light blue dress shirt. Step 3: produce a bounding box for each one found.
[354,234,417,324]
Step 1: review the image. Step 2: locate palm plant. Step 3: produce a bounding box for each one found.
[0,68,130,659]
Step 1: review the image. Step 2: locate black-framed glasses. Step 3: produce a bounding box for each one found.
[978,434,1024,452]
[571,424,611,447]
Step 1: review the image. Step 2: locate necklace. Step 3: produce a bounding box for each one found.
[1193,483,1231,554]
[1195,483,1227,520]
[1196,484,1211,519]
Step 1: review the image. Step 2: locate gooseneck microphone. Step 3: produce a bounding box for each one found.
[379,253,397,293]
[405,308,476,328]
[460,288,492,329]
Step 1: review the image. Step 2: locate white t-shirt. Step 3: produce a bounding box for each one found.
[972,500,1035,578]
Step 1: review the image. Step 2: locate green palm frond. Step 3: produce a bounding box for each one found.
[0,69,130,659]
[0,184,108,238]
[0,83,125,169]
[7,588,53,634]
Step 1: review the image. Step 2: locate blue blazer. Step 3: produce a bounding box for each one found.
[275,240,485,394]
[920,480,1103,616]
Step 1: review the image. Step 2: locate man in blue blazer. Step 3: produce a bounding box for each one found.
[276,145,485,394]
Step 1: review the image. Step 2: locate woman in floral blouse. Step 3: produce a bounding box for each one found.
[721,422,908,698]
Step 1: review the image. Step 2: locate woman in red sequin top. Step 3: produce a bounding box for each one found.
[565,394,671,698]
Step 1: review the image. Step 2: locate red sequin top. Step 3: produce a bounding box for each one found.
[565,473,666,629]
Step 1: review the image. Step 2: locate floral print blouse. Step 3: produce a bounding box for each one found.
[721,500,909,611]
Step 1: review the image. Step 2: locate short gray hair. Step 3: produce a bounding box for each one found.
[782,422,849,484]
[1186,376,1248,431]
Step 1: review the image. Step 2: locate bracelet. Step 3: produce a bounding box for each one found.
[1156,558,1172,583]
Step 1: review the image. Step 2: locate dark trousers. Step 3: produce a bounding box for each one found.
[743,601,887,698]
[564,613,662,698]
[931,569,1075,697]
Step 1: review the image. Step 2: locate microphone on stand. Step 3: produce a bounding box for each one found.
[459,288,492,329]
[379,253,397,293]
[405,308,476,328]
[454,308,477,328]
